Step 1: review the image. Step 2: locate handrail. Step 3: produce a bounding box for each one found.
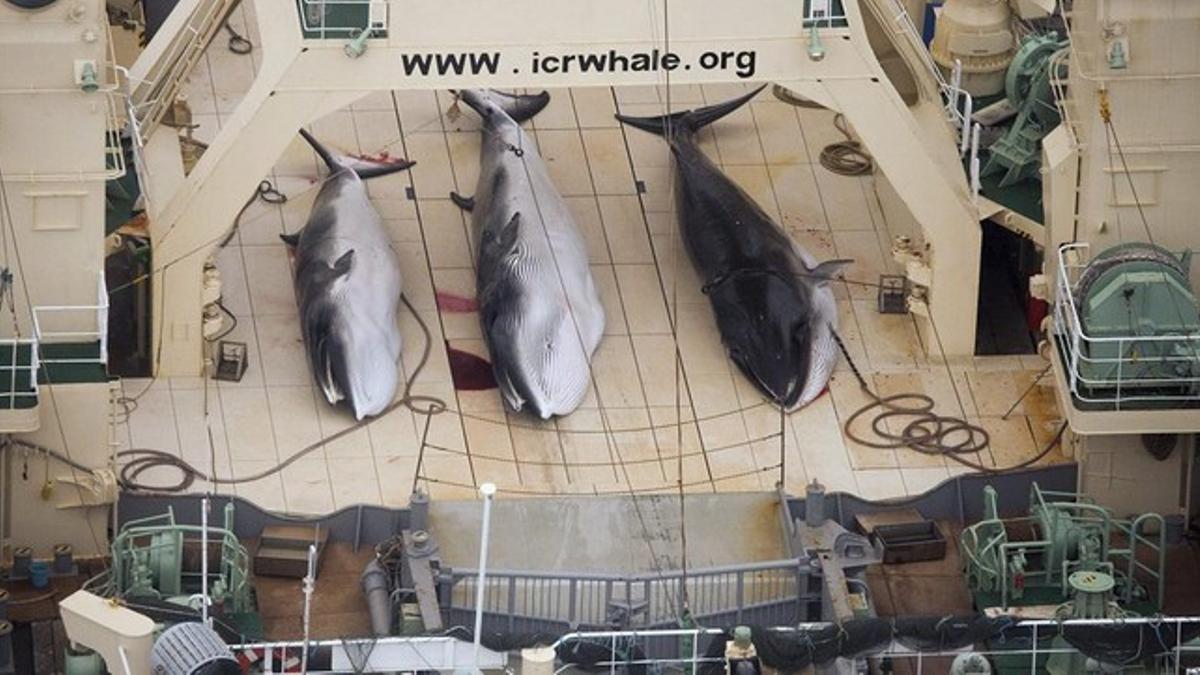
[0,337,40,410]
[298,0,390,38]
[445,558,807,628]
[131,0,240,140]
[0,89,127,183]
[32,272,109,366]
[1053,243,1200,406]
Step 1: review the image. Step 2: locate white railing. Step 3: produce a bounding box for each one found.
[299,0,390,38]
[1047,48,1077,147]
[0,86,127,183]
[543,619,1200,675]
[130,0,240,140]
[228,635,507,673]
[1053,243,1200,408]
[804,0,849,26]
[32,272,109,366]
[879,0,978,164]
[0,338,39,410]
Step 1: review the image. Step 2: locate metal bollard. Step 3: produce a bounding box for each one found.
[53,544,74,575]
[0,589,8,621]
[11,547,31,580]
[409,491,429,532]
[0,620,12,670]
[805,480,826,528]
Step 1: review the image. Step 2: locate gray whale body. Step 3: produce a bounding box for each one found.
[617,86,851,409]
[282,129,414,420]
[453,89,605,419]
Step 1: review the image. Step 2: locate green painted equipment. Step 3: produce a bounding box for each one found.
[981,32,1068,187]
[97,504,254,614]
[1071,243,1200,401]
[961,483,1165,613]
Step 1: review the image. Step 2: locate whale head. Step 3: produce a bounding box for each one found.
[707,271,815,409]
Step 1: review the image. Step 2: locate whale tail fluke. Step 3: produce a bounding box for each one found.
[297,127,415,180]
[615,84,766,139]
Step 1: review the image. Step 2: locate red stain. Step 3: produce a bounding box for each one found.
[353,150,407,166]
[446,342,497,391]
[436,290,479,313]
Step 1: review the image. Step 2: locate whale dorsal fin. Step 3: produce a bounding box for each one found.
[807,258,853,286]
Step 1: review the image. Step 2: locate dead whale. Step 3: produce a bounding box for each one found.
[281,129,413,420]
[617,87,851,408]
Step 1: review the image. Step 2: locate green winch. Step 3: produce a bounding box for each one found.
[981,32,1069,187]
[1071,242,1200,399]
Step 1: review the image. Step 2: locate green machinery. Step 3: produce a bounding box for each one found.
[981,32,1069,187]
[1067,243,1200,401]
[961,482,1165,613]
[93,503,254,614]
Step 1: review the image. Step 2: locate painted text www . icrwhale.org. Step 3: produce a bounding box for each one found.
[399,48,758,80]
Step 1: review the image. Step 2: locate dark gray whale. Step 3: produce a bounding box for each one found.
[281,129,413,420]
[617,87,851,408]
[452,90,605,419]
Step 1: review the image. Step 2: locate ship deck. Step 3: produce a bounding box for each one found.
[114,6,1067,514]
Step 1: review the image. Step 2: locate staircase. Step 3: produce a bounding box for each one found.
[127,0,242,141]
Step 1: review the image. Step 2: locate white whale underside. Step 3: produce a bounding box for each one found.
[790,243,841,411]
[475,122,605,418]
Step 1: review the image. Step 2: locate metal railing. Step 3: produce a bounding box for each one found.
[129,0,241,140]
[298,0,389,39]
[1053,243,1200,408]
[0,85,127,183]
[547,619,1200,675]
[228,635,508,673]
[224,620,1200,674]
[442,559,811,634]
[0,338,39,410]
[880,0,975,140]
[1048,48,1078,147]
[803,0,849,27]
[32,271,110,366]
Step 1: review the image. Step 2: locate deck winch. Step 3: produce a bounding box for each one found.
[981,32,1068,187]
[961,482,1165,613]
[1070,242,1200,399]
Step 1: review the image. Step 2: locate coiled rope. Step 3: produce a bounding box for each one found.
[116,292,446,493]
[830,330,1066,472]
[772,84,874,176]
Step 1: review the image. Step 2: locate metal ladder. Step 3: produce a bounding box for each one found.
[127,0,242,141]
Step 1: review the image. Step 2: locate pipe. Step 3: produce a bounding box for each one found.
[473,482,497,670]
[361,559,392,636]
[201,496,210,628]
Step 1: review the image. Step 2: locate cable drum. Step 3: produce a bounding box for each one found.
[150,622,240,675]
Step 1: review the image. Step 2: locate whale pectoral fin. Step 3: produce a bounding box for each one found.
[808,258,854,286]
[450,192,475,212]
[480,212,522,258]
[279,232,301,247]
[497,212,521,250]
[313,335,345,405]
